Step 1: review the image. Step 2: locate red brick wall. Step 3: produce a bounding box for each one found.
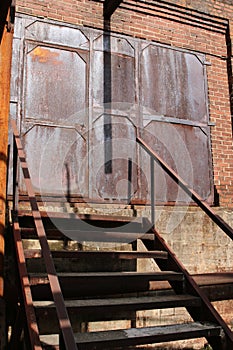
[15,0,233,207]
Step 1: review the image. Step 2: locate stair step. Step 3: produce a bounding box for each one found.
[30,272,184,299]
[35,293,200,310]
[30,271,184,284]
[18,211,146,232]
[74,322,222,349]
[34,294,201,334]
[25,250,165,274]
[40,322,222,349]
[25,249,168,260]
[17,210,143,223]
[21,228,152,242]
[34,293,200,316]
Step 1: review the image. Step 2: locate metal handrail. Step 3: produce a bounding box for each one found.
[11,120,78,350]
[136,131,233,241]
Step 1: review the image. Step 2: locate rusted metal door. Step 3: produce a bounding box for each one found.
[140,44,212,203]
[10,16,213,204]
[17,20,89,197]
[90,34,138,201]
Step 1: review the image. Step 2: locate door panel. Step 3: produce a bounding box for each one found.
[22,125,87,196]
[92,34,135,108]
[90,34,138,200]
[25,45,87,123]
[90,115,138,201]
[19,23,89,196]
[141,122,212,202]
[141,44,207,122]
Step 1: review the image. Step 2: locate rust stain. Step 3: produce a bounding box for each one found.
[30,47,62,65]
[0,8,13,298]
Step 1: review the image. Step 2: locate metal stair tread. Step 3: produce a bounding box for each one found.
[20,228,153,242]
[25,249,168,259]
[39,322,222,348]
[29,271,184,281]
[74,322,222,344]
[34,293,201,310]
[17,209,144,223]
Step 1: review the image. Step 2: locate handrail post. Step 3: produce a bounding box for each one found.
[150,155,155,227]
[6,144,10,214]
[12,136,18,212]
[128,157,132,204]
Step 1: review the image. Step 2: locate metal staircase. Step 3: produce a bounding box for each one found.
[7,120,233,350]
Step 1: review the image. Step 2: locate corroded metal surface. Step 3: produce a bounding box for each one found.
[10,17,213,203]
[141,122,212,202]
[25,45,87,123]
[91,115,138,200]
[140,44,212,203]
[94,51,135,104]
[0,5,13,299]
[23,125,87,195]
[22,40,88,195]
[141,45,207,122]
